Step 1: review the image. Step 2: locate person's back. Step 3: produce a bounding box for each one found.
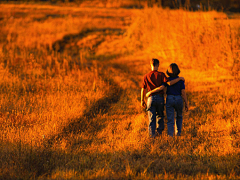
[142,70,167,97]
[166,76,185,96]
[141,59,167,138]
[142,62,186,138]
[165,63,188,137]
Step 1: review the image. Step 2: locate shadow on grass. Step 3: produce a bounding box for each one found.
[47,76,123,146]
[1,90,239,179]
[52,28,124,53]
[1,138,239,179]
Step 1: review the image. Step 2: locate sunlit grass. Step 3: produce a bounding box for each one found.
[0,3,240,179]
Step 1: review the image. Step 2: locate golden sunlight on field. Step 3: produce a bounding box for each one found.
[0,2,240,179]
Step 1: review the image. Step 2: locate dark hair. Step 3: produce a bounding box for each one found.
[150,58,159,67]
[166,63,180,77]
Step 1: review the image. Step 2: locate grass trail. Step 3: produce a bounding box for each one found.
[0,4,239,179]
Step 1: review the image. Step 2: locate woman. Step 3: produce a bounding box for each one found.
[146,63,189,137]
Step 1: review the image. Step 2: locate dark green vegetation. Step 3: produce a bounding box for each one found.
[1,0,240,12]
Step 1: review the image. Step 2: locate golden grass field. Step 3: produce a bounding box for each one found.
[0,2,240,179]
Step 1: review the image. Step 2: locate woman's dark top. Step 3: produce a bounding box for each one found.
[166,76,185,95]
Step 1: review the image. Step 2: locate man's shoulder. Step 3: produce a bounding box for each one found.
[156,71,166,76]
[144,71,166,77]
[144,71,153,76]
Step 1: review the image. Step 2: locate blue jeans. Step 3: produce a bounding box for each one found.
[147,94,164,137]
[166,95,183,137]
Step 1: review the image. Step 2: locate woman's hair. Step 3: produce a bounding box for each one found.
[150,58,159,67]
[166,63,180,77]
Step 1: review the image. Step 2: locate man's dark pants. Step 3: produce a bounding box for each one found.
[147,94,164,138]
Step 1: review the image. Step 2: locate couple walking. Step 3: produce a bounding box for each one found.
[141,58,189,138]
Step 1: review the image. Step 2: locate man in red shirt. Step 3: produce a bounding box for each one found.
[141,59,184,138]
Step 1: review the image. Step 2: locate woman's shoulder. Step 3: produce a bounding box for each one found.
[168,76,179,80]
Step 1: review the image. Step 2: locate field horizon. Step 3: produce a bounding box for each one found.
[0,3,240,179]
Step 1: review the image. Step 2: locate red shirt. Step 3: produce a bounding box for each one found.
[142,70,168,96]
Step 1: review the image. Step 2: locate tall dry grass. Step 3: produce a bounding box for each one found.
[0,3,240,179]
[125,8,240,73]
[123,5,240,158]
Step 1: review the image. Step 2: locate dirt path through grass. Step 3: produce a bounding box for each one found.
[44,14,240,177]
[0,4,239,179]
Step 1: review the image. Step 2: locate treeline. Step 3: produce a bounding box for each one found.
[1,0,240,11]
[146,0,240,11]
[186,0,240,11]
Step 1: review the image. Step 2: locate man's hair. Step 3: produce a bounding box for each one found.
[166,63,180,77]
[150,58,159,67]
